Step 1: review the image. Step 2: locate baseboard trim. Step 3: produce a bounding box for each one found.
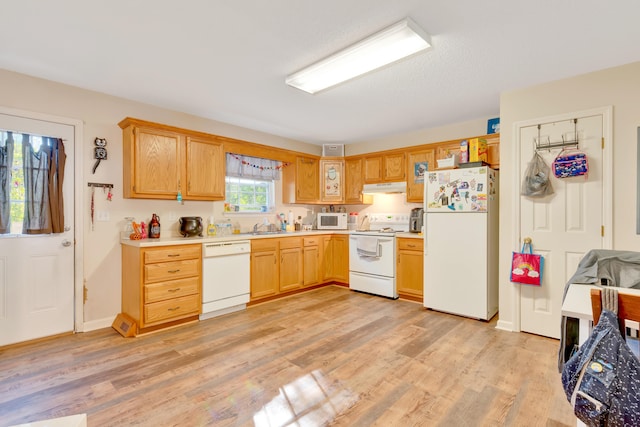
[83,316,116,332]
[495,319,514,332]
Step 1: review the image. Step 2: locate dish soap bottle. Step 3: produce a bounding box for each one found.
[207,216,217,237]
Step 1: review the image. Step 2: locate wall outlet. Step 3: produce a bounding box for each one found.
[96,211,110,221]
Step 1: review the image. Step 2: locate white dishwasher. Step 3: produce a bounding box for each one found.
[201,240,251,320]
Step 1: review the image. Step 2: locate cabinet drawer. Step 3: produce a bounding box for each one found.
[279,236,302,249]
[144,294,200,324]
[252,239,279,252]
[144,258,200,283]
[303,236,320,247]
[144,245,201,264]
[144,277,199,303]
[397,238,423,251]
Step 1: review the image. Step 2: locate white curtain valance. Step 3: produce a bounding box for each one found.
[226,153,282,180]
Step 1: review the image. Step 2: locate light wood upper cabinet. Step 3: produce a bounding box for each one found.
[436,140,463,163]
[283,156,319,203]
[384,153,406,181]
[486,135,500,169]
[185,136,225,200]
[126,126,182,198]
[435,134,500,170]
[344,158,364,203]
[363,156,383,183]
[363,152,406,183]
[406,148,435,203]
[119,118,225,201]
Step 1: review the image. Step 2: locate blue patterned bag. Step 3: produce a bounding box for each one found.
[561,309,640,426]
[552,149,589,178]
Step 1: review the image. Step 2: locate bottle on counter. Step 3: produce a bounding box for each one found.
[149,213,161,238]
[207,216,217,236]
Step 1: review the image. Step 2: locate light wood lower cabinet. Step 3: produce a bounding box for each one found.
[322,235,349,282]
[250,234,349,302]
[250,239,280,299]
[121,243,202,335]
[303,236,321,287]
[396,237,424,299]
[250,237,304,298]
[279,237,303,292]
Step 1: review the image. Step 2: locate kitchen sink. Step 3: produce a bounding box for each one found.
[250,230,286,235]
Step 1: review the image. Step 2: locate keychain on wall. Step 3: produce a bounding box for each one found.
[92,137,108,174]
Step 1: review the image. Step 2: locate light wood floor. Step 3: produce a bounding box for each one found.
[0,286,575,426]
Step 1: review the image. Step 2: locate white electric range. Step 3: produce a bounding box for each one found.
[348,213,410,298]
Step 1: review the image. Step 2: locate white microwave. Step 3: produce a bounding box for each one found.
[317,212,348,230]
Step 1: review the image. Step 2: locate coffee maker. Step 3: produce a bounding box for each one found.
[410,208,424,233]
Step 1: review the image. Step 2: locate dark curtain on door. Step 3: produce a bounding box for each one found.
[0,132,14,233]
[22,135,66,234]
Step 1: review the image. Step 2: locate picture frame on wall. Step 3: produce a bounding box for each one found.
[320,160,344,202]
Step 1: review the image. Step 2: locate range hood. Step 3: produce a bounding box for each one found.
[362,181,407,194]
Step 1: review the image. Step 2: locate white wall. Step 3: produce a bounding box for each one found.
[0,68,321,328]
[8,58,637,333]
[0,68,498,330]
[498,60,640,330]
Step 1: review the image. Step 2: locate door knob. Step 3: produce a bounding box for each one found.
[62,239,72,247]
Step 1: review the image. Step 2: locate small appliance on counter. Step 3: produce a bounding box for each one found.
[410,207,424,233]
[179,216,203,237]
[317,212,348,230]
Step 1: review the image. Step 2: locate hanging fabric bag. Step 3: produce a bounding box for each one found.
[521,152,554,198]
[510,239,544,286]
[552,148,589,178]
[561,308,640,426]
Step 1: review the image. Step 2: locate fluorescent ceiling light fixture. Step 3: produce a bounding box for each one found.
[286,18,432,94]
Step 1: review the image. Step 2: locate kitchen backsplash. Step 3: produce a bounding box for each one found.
[121,193,421,238]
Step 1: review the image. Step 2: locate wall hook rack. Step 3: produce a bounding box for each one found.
[87,182,113,189]
[535,118,580,152]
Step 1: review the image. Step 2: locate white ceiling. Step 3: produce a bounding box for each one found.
[2,1,640,145]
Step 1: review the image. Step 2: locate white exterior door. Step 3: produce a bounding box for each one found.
[519,113,606,338]
[0,112,75,346]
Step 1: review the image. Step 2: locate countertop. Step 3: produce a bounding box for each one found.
[561,283,640,320]
[121,229,352,247]
[121,229,424,247]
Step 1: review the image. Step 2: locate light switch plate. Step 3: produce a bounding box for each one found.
[96,211,110,221]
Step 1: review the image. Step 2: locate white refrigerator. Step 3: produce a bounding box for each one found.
[423,166,499,320]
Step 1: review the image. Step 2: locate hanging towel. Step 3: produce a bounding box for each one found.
[356,236,380,257]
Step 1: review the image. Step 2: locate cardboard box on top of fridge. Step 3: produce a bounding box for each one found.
[469,138,488,162]
[459,140,469,163]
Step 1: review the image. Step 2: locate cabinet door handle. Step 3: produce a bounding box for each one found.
[168,269,180,273]
[168,288,181,293]
[407,244,416,248]
[168,306,180,312]
[167,254,180,258]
